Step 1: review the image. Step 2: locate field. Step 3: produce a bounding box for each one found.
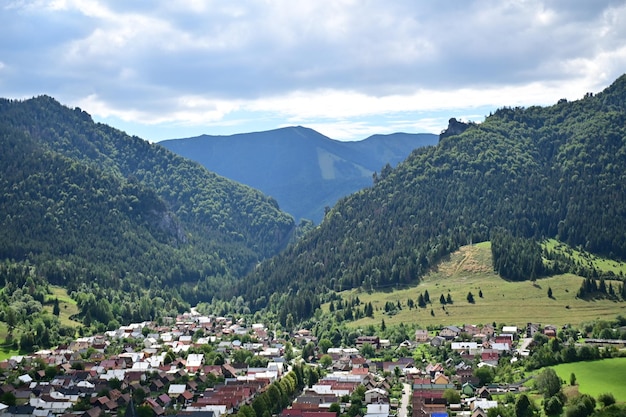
[0,286,80,360]
[544,239,626,276]
[44,286,81,327]
[336,242,626,329]
[550,358,626,402]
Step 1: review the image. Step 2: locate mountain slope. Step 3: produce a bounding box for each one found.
[235,75,626,324]
[0,96,295,313]
[160,127,438,222]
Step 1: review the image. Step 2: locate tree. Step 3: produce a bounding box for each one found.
[302,342,316,361]
[0,392,16,406]
[360,343,375,358]
[479,289,483,298]
[440,294,446,304]
[52,298,60,316]
[544,395,563,416]
[467,292,475,303]
[570,372,577,386]
[548,287,553,298]
[443,388,460,404]
[446,294,453,304]
[418,293,426,308]
[320,354,333,368]
[381,319,386,331]
[515,393,535,417]
[329,403,341,416]
[536,368,562,398]
[597,392,616,408]
[566,394,596,417]
[318,338,333,354]
[474,366,494,386]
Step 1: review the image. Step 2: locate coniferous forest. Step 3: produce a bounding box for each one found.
[2,75,626,345]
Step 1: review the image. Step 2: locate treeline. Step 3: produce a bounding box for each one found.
[237,366,306,417]
[576,277,626,300]
[236,75,626,323]
[491,229,544,281]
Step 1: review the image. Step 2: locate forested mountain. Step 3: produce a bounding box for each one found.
[160,128,438,223]
[235,75,626,325]
[0,96,295,329]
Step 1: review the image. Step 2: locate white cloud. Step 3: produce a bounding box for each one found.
[2,0,626,140]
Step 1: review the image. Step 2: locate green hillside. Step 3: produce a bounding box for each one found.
[337,243,626,328]
[0,97,295,345]
[238,75,626,326]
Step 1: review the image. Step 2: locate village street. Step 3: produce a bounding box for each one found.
[397,382,411,417]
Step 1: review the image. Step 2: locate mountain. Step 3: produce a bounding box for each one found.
[0,96,295,324]
[160,128,438,223]
[233,75,626,325]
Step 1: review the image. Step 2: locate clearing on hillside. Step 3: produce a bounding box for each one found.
[335,242,626,329]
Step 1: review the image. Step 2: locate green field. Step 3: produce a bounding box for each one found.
[0,322,19,361]
[44,286,81,327]
[544,239,626,276]
[550,358,626,402]
[335,242,626,329]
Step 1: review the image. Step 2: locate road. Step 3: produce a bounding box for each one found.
[397,382,411,417]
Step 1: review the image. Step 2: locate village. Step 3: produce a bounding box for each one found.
[0,309,567,417]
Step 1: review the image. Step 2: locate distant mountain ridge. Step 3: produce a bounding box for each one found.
[160,127,438,223]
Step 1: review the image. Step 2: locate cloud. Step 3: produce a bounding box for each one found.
[2,0,626,139]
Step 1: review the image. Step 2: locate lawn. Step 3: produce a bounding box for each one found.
[550,358,626,402]
[333,242,626,329]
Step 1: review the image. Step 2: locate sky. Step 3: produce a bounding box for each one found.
[2,1,626,142]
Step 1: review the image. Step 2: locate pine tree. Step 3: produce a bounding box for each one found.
[440,294,446,304]
[467,292,475,303]
[547,287,553,299]
[424,290,430,304]
[418,293,426,308]
[446,293,453,304]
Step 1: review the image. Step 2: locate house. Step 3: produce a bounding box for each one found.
[169,384,187,398]
[430,336,446,347]
[501,326,518,336]
[480,324,495,338]
[364,388,388,404]
[364,403,390,417]
[144,398,165,416]
[476,387,491,399]
[461,382,476,396]
[415,330,430,343]
[356,336,380,350]
[494,334,513,348]
[433,373,450,385]
[186,354,204,373]
[472,399,498,411]
[480,350,499,366]
[543,325,557,338]
[526,323,540,338]
[439,326,461,340]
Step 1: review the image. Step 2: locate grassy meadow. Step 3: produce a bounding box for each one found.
[334,241,626,329]
[550,358,626,402]
[44,286,81,327]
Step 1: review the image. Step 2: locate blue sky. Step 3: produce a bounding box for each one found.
[2,1,626,141]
